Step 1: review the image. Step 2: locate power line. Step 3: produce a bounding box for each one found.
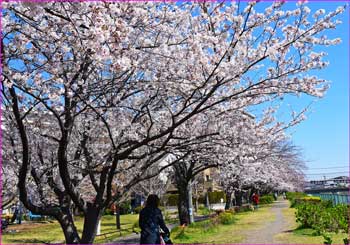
[305,171,349,176]
[306,166,349,170]
[308,165,349,170]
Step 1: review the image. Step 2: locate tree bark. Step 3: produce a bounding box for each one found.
[57,212,81,244]
[225,191,232,210]
[234,190,243,206]
[177,181,190,225]
[80,206,103,244]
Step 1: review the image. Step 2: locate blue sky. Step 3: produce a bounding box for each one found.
[242,1,349,180]
[282,2,349,180]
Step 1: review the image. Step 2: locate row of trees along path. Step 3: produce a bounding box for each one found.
[2,1,345,243]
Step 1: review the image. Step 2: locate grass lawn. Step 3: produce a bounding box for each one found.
[171,204,275,244]
[274,207,349,244]
[1,214,139,244]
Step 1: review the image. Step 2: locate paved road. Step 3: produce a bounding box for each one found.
[242,200,291,244]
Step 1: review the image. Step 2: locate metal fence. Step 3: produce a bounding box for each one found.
[313,193,350,205]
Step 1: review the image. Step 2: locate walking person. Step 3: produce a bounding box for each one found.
[139,194,170,244]
[252,192,259,210]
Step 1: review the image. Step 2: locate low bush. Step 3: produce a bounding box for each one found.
[198,206,211,215]
[295,200,349,235]
[292,196,322,207]
[218,212,236,225]
[259,195,274,204]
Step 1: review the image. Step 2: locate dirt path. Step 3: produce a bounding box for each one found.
[242,199,291,244]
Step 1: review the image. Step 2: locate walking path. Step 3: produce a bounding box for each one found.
[112,200,292,244]
[242,199,291,244]
[110,215,210,244]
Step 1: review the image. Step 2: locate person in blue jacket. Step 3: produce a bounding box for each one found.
[139,194,170,244]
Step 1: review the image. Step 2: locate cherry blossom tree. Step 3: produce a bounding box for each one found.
[218,134,306,208]
[1,1,345,243]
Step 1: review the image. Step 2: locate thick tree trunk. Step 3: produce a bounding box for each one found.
[234,191,243,207]
[225,191,232,210]
[177,181,190,225]
[80,206,103,244]
[57,212,81,244]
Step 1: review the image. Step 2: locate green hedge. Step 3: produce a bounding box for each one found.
[259,194,274,204]
[295,201,349,234]
[163,191,226,207]
[208,191,226,203]
[163,194,179,206]
[286,192,307,207]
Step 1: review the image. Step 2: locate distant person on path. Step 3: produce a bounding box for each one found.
[274,192,278,201]
[252,192,259,210]
[139,194,170,244]
[282,192,286,200]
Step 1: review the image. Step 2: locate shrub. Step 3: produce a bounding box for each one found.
[259,195,274,204]
[286,192,307,207]
[198,206,211,215]
[293,196,322,207]
[295,201,349,234]
[218,212,236,225]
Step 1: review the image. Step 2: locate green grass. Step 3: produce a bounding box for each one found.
[171,205,276,244]
[1,214,139,244]
[274,206,349,244]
